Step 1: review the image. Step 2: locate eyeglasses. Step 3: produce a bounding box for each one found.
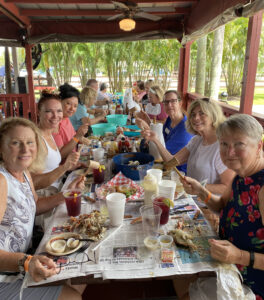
[201,97,210,102]
[163,99,178,105]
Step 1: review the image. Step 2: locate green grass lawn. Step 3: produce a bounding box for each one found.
[218,86,264,107]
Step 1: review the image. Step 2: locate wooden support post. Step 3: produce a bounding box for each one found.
[178,41,192,111]
[25,43,37,122]
[240,11,263,114]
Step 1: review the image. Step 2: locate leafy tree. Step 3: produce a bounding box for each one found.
[222,18,248,96]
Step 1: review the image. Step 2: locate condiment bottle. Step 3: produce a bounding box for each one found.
[142,173,158,205]
[116,104,123,114]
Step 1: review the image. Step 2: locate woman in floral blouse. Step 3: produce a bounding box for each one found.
[180,114,264,300]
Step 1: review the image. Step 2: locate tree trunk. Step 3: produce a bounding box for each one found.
[46,68,53,86]
[5,47,12,94]
[209,26,225,100]
[195,36,207,95]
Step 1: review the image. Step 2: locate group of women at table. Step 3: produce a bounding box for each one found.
[136,89,264,299]
[0,79,263,299]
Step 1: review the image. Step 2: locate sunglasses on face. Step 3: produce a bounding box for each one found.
[163,99,178,105]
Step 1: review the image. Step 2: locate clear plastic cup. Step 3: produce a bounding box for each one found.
[63,189,82,217]
[140,204,162,238]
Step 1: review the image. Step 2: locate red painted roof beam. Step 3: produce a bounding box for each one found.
[0,0,30,27]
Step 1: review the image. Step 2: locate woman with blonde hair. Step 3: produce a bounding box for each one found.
[70,86,107,131]
[0,117,85,300]
[143,98,235,194]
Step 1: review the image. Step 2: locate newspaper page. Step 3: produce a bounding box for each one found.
[99,197,219,280]
[28,187,219,286]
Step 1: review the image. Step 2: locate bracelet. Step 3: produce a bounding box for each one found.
[249,251,255,268]
[73,137,79,143]
[24,255,33,272]
[204,191,212,204]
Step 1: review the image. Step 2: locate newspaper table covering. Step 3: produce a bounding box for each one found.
[99,197,220,280]
[27,194,223,286]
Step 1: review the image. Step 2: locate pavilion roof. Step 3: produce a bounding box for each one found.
[0,0,263,46]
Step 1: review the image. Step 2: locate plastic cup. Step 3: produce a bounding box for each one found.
[93,168,105,184]
[92,148,105,162]
[63,189,82,217]
[158,180,176,201]
[152,195,170,225]
[147,169,163,183]
[140,204,162,238]
[106,193,126,226]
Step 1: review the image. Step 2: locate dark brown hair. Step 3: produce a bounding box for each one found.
[37,91,61,111]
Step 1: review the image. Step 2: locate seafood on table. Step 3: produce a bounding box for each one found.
[168,228,197,251]
[62,210,107,241]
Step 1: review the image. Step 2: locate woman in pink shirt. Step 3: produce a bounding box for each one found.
[53,83,89,159]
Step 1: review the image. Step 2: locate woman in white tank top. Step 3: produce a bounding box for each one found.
[31,92,81,191]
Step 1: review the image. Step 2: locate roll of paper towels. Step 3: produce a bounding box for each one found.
[149,123,165,161]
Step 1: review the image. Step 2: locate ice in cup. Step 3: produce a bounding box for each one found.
[63,189,82,217]
[92,148,105,162]
[140,204,162,238]
[106,193,126,226]
[152,196,171,225]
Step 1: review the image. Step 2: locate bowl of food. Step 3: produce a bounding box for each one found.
[112,152,154,181]
[106,114,128,126]
[91,123,116,136]
[123,125,141,137]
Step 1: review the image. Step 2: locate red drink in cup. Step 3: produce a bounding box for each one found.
[93,167,105,184]
[63,189,82,217]
[153,196,171,225]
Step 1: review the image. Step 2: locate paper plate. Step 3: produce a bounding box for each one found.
[46,233,83,256]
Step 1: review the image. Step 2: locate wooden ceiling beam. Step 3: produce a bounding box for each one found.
[6,0,197,4]
[20,7,189,16]
[0,0,30,27]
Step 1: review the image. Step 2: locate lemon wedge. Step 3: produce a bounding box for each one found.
[162,198,174,208]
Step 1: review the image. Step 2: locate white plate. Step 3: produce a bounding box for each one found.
[46,233,83,256]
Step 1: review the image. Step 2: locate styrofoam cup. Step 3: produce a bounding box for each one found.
[106,193,126,226]
[158,180,176,201]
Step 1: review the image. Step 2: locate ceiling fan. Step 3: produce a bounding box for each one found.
[108,0,162,23]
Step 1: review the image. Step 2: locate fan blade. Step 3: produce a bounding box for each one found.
[107,13,124,21]
[136,12,162,21]
[112,1,129,10]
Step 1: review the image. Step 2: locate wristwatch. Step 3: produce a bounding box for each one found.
[18,254,30,274]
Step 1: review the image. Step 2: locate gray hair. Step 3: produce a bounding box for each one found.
[216,113,263,142]
[186,98,226,135]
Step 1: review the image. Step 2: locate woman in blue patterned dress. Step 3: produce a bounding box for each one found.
[0,117,86,300]
[181,114,264,299]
